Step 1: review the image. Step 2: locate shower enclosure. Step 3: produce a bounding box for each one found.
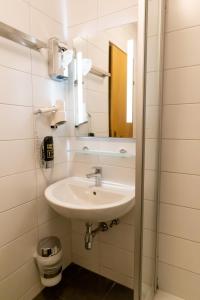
[134,1,165,300]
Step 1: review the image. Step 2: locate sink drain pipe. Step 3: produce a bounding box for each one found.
[85,219,120,250]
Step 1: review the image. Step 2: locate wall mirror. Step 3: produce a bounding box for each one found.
[72,22,137,138]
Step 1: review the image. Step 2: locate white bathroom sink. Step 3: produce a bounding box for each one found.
[45,177,135,222]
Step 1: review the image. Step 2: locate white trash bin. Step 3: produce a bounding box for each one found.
[35,236,63,287]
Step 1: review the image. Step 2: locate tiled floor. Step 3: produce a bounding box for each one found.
[34,264,133,300]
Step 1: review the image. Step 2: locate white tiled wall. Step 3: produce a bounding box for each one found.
[158,1,200,299]
[67,0,138,42]
[0,1,72,299]
[0,0,137,299]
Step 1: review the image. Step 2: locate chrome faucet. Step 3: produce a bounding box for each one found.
[86,167,102,187]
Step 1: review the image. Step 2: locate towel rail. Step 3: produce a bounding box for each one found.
[0,21,47,51]
[90,66,111,78]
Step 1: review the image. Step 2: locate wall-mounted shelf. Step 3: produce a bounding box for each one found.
[67,147,134,158]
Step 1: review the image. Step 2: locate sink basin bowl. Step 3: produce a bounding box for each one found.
[45,177,135,222]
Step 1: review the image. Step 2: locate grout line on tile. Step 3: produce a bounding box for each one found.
[29,5,64,26]
[165,24,200,35]
[99,4,138,18]
[102,282,116,300]
[162,137,200,141]
[164,63,200,72]
[0,197,37,214]
[0,224,38,252]
[161,170,200,177]
[158,260,200,277]
[160,201,200,211]
[158,231,200,245]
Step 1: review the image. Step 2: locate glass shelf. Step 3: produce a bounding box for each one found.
[68,149,134,158]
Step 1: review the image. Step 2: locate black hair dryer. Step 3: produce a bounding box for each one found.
[41,136,54,169]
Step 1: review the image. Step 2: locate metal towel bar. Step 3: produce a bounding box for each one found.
[90,66,111,78]
[0,21,47,51]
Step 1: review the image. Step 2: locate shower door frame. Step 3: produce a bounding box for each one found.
[134,0,166,299]
[134,0,147,299]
